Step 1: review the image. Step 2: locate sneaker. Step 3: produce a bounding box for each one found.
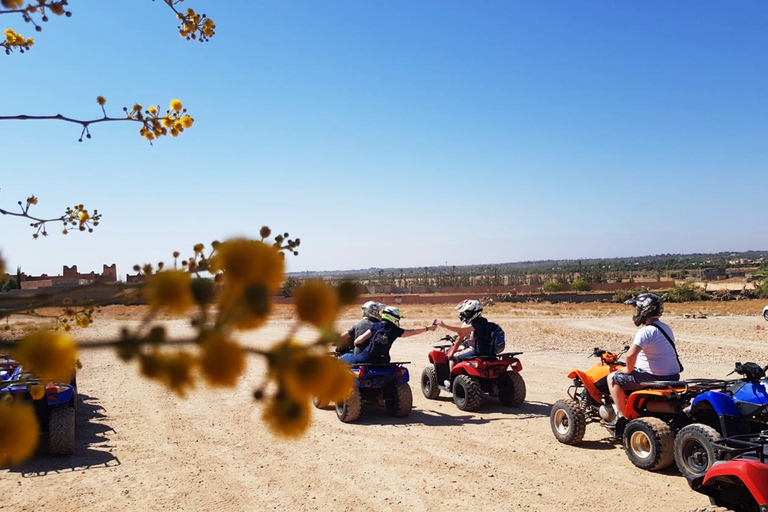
[444,380,451,388]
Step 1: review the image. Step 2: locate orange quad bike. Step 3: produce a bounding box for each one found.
[550,346,727,472]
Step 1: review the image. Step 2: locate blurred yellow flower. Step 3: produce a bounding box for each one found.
[294,281,338,328]
[13,330,77,383]
[210,239,285,291]
[29,385,45,400]
[96,96,106,106]
[170,99,183,112]
[143,270,195,314]
[181,115,194,128]
[199,332,246,387]
[262,391,311,438]
[163,351,196,397]
[1,0,25,9]
[0,400,39,466]
[283,353,352,404]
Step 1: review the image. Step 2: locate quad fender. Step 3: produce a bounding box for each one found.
[46,383,75,407]
[702,459,768,506]
[567,369,604,403]
[428,350,449,365]
[692,391,742,418]
[624,389,684,420]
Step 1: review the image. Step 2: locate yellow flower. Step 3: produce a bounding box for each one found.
[26,196,38,205]
[29,385,45,400]
[95,96,106,106]
[49,2,65,15]
[209,238,285,292]
[162,117,174,128]
[13,330,77,383]
[1,0,24,9]
[170,99,183,112]
[283,352,352,404]
[163,351,196,397]
[199,332,246,387]
[148,105,158,115]
[294,281,338,328]
[262,391,311,438]
[181,115,194,128]
[143,270,195,314]
[0,400,39,466]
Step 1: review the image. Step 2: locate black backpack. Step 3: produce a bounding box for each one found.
[363,325,392,361]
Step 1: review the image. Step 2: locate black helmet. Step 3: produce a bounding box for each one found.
[625,292,664,327]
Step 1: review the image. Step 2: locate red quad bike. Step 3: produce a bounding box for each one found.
[687,431,768,512]
[550,346,726,472]
[421,334,525,411]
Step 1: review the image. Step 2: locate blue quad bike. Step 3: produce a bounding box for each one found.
[674,362,768,479]
[1,355,78,456]
[334,362,412,423]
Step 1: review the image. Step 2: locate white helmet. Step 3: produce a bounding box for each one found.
[380,306,402,327]
[456,299,483,325]
[361,301,385,320]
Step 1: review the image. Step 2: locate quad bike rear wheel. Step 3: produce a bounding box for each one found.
[336,387,362,423]
[623,417,675,471]
[421,367,440,400]
[674,423,722,479]
[550,398,587,445]
[498,371,526,407]
[48,405,75,455]
[688,508,736,512]
[452,374,482,411]
[384,382,413,417]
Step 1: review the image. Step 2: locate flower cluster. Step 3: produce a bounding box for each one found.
[176,7,215,42]
[1,228,360,465]
[123,99,194,142]
[2,28,33,54]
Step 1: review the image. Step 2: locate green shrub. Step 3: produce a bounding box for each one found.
[542,280,562,292]
[663,280,709,303]
[570,279,589,291]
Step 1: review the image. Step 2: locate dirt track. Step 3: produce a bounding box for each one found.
[2,301,768,512]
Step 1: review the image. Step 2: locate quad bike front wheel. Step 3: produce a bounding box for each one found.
[336,387,362,423]
[312,396,331,409]
[674,423,722,479]
[421,367,440,400]
[623,417,675,471]
[550,398,587,445]
[48,405,75,455]
[452,374,482,411]
[498,371,526,407]
[687,507,737,512]
[384,382,413,417]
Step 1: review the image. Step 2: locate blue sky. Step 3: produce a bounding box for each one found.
[1,1,766,279]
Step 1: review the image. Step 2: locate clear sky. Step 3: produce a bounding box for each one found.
[1,1,766,279]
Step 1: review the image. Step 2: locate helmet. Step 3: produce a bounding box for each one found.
[456,299,483,325]
[380,306,402,327]
[625,292,664,327]
[361,301,385,320]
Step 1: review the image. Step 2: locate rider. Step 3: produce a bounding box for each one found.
[438,299,496,379]
[339,306,437,365]
[336,301,385,356]
[606,292,683,431]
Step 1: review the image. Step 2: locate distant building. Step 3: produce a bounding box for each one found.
[702,268,727,281]
[20,264,118,290]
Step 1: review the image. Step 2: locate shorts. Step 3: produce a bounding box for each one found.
[455,348,477,362]
[613,369,680,391]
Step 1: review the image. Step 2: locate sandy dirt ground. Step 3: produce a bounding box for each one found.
[2,299,768,512]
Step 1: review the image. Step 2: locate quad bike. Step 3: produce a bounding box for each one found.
[675,362,768,479]
[550,346,727,471]
[686,431,768,512]
[334,361,412,423]
[1,355,78,455]
[420,335,525,411]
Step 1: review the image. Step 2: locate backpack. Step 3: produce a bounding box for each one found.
[363,325,392,362]
[486,322,506,355]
